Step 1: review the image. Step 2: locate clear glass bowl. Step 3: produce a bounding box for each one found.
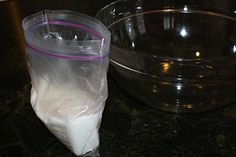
[96,0,236,112]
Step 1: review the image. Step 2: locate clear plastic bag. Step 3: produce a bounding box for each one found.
[22,10,110,156]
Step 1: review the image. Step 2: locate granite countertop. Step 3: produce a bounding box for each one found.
[1,0,236,156]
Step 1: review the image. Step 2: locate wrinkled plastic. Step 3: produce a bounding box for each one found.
[22,10,110,156]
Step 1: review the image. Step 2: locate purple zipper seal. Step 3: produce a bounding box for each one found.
[26,20,109,60]
[27,43,109,60]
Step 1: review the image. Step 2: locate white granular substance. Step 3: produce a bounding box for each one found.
[30,78,104,156]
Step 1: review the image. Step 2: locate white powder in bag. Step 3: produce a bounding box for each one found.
[30,77,105,156]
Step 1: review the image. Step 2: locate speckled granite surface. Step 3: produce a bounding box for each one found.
[1,74,236,157]
[1,0,236,156]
